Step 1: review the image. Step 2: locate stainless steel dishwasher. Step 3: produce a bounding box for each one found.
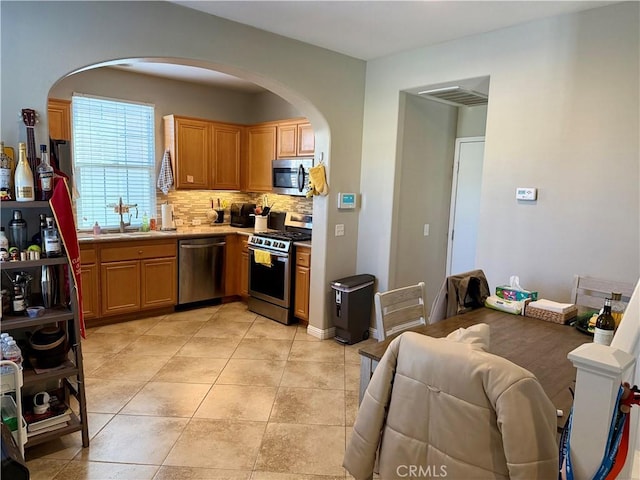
[178,237,225,305]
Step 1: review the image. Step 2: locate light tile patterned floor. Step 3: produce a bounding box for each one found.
[25,301,376,480]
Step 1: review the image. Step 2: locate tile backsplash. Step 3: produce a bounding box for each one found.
[157,190,312,227]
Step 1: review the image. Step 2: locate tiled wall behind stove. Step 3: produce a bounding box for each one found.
[156,191,312,226]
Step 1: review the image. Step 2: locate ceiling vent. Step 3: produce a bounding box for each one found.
[417,86,488,106]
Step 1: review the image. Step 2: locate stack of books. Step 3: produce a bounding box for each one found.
[23,392,71,437]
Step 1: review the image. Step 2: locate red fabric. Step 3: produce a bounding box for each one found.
[49,178,85,338]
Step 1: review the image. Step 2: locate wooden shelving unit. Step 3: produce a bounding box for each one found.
[0,200,89,449]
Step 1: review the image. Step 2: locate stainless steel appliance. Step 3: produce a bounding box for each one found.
[178,237,225,305]
[230,203,256,228]
[247,212,312,324]
[272,158,313,196]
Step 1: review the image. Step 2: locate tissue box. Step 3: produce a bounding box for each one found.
[496,285,538,302]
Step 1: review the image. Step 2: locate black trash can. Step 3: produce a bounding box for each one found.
[330,274,375,345]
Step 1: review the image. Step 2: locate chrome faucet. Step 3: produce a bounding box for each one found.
[107,197,138,233]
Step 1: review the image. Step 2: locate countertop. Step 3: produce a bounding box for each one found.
[77,225,312,248]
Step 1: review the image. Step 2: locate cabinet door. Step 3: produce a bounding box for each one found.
[80,263,99,322]
[141,258,176,309]
[246,126,276,192]
[48,98,71,141]
[297,123,315,156]
[294,247,311,321]
[211,124,241,190]
[173,117,210,189]
[240,239,249,297]
[101,261,141,316]
[277,123,297,158]
[224,234,240,296]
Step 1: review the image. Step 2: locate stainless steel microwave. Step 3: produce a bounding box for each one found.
[272,158,313,196]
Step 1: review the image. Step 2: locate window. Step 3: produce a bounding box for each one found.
[72,94,155,230]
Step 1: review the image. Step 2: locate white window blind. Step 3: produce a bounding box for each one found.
[72,94,155,230]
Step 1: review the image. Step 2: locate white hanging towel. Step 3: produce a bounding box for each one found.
[157,149,174,195]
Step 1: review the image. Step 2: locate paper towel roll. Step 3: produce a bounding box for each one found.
[161,203,175,230]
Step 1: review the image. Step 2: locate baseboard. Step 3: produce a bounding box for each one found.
[306,324,336,340]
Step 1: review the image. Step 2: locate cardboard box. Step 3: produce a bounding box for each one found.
[496,285,538,302]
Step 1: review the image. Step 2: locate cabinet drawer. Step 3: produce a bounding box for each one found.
[100,241,177,262]
[295,247,311,267]
[80,246,97,264]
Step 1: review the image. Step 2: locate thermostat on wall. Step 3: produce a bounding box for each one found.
[516,187,537,201]
[337,192,357,209]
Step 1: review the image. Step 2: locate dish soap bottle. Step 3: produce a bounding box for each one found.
[141,212,150,232]
[93,221,101,235]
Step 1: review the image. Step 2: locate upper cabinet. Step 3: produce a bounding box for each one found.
[245,125,276,192]
[48,98,71,141]
[211,124,242,190]
[165,114,312,193]
[277,119,314,158]
[164,115,242,190]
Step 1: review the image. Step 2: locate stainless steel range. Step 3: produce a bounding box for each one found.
[247,212,311,324]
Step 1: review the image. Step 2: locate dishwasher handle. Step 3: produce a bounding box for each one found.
[180,242,226,249]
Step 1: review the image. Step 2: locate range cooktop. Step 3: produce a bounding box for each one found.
[248,230,311,254]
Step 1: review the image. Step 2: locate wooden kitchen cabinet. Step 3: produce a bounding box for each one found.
[240,237,250,297]
[245,125,276,192]
[80,244,99,323]
[164,114,243,190]
[277,120,314,158]
[141,258,176,308]
[211,124,242,190]
[48,98,71,141]
[164,114,210,190]
[99,240,177,317]
[101,261,141,316]
[294,245,311,322]
[224,234,240,296]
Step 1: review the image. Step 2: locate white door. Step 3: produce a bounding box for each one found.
[446,137,485,275]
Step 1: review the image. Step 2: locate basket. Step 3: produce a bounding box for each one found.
[525,304,578,324]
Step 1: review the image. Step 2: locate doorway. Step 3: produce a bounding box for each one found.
[446,136,485,275]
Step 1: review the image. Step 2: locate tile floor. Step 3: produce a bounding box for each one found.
[24,301,376,480]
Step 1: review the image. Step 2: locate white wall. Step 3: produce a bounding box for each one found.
[0,0,366,332]
[358,3,640,302]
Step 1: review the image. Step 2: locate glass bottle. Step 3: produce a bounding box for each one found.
[14,142,34,202]
[36,144,54,200]
[42,216,62,257]
[0,227,8,261]
[594,298,616,346]
[8,210,28,252]
[610,292,625,328]
[0,141,12,200]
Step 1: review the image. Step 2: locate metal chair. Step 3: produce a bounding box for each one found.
[571,275,634,310]
[374,282,427,341]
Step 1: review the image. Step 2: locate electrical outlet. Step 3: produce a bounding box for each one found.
[335,224,345,236]
[174,219,184,227]
[192,219,201,226]
[423,224,430,236]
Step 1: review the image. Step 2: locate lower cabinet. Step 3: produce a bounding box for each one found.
[240,238,249,297]
[294,245,311,321]
[80,245,99,323]
[99,240,177,317]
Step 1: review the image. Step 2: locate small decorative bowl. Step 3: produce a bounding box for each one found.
[26,306,45,318]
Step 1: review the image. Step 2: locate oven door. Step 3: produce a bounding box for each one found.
[272,158,313,196]
[248,247,290,308]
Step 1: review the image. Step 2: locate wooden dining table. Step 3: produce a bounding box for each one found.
[357,307,590,427]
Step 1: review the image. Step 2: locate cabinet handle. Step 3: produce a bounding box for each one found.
[138,250,143,254]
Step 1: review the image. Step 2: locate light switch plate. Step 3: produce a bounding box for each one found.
[335,224,345,236]
[516,187,537,201]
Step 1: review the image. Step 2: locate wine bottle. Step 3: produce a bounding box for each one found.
[594,298,615,346]
[14,142,35,202]
[610,292,625,328]
[0,141,12,200]
[36,144,54,200]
